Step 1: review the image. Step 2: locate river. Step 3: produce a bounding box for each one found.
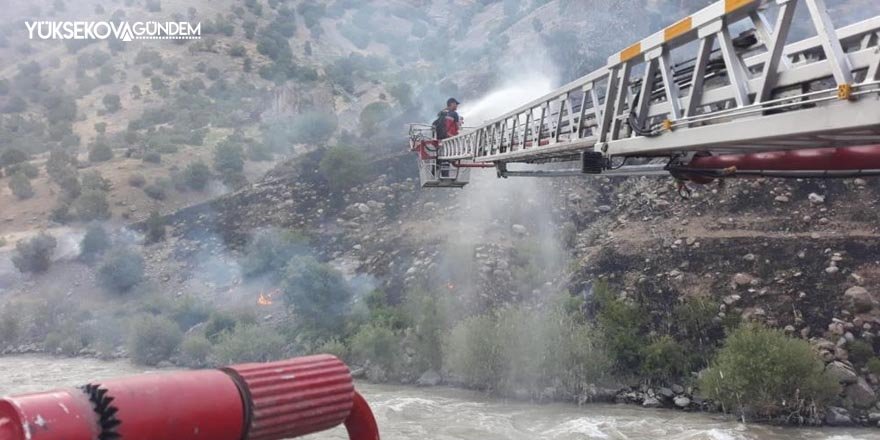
[1,355,878,440]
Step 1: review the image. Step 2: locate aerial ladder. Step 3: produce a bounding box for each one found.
[410,0,880,188]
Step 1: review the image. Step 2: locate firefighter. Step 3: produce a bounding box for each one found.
[433,98,462,140]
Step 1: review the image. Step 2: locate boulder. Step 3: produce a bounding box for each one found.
[673,396,691,408]
[511,224,528,236]
[658,387,674,399]
[825,406,852,426]
[844,286,875,313]
[416,370,442,387]
[642,397,661,408]
[670,384,685,394]
[808,193,826,204]
[826,361,858,384]
[845,378,877,408]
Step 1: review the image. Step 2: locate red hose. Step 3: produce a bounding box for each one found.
[0,355,380,440]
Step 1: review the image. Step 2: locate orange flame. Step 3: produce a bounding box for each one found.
[257,291,273,306]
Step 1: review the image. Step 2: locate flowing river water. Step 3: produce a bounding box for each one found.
[2,355,879,440]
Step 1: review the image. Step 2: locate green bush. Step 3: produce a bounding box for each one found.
[50,199,73,224]
[318,145,368,191]
[128,315,182,366]
[281,256,352,334]
[73,189,111,221]
[699,324,839,420]
[143,151,161,163]
[0,148,28,168]
[98,247,145,293]
[213,324,286,364]
[213,138,244,173]
[88,140,114,162]
[8,172,34,199]
[183,161,212,190]
[242,228,308,279]
[6,162,39,178]
[350,323,401,374]
[317,338,349,361]
[12,233,57,273]
[848,340,875,367]
[0,306,22,346]
[204,311,240,342]
[102,94,121,113]
[81,170,111,191]
[444,296,610,396]
[867,357,880,376]
[291,112,338,146]
[179,334,213,368]
[143,180,168,200]
[168,296,210,330]
[79,223,110,262]
[128,173,146,187]
[641,335,688,381]
[594,289,648,374]
[358,101,391,136]
[145,210,166,243]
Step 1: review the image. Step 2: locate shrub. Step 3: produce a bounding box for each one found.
[7,162,39,178]
[0,148,28,168]
[444,296,610,396]
[145,210,166,243]
[291,112,338,146]
[9,172,34,199]
[213,324,286,364]
[81,170,111,191]
[79,223,110,262]
[282,256,352,334]
[699,324,839,420]
[350,323,401,374]
[102,94,121,113]
[50,199,73,223]
[594,289,648,374]
[213,138,244,173]
[358,101,391,136]
[318,146,368,191]
[143,180,168,200]
[221,172,248,190]
[128,315,182,366]
[143,151,161,163]
[204,312,238,342]
[12,233,57,273]
[242,228,308,278]
[0,306,22,346]
[179,334,213,368]
[183,161,212,190]
[867,357,880,376]
[88,140,114,162]
[73,189,111,221]
[641,335,688,381]
[98,247,145,293]
[317,338,349,361]
[848,340,875,367]
[128,173,146,187]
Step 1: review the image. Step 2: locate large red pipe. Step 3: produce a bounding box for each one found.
[687,145,880,172]
[0,355,380,440]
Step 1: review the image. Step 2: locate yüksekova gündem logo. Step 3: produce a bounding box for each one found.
[25,21,201,41]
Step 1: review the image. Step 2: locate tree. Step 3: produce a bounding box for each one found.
[0,148,28,168]
[88,140,114,162]
[213,139,244,173]
[73,189,111,221]
[102,94,121,113]
[291,112,338,146]
[128,315,182,366]
[98,247,145,292]
[12,233,57,274]
[183,161,212,190]
[358,101,392,136]
[281,256,352,334]
[318,145,368,191]
[81,170,111,191]
[145,210,166,243]
[8,172,34,199]
[80,223,110,262]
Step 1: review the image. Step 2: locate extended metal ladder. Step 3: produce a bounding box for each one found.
[437,0,880,179]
